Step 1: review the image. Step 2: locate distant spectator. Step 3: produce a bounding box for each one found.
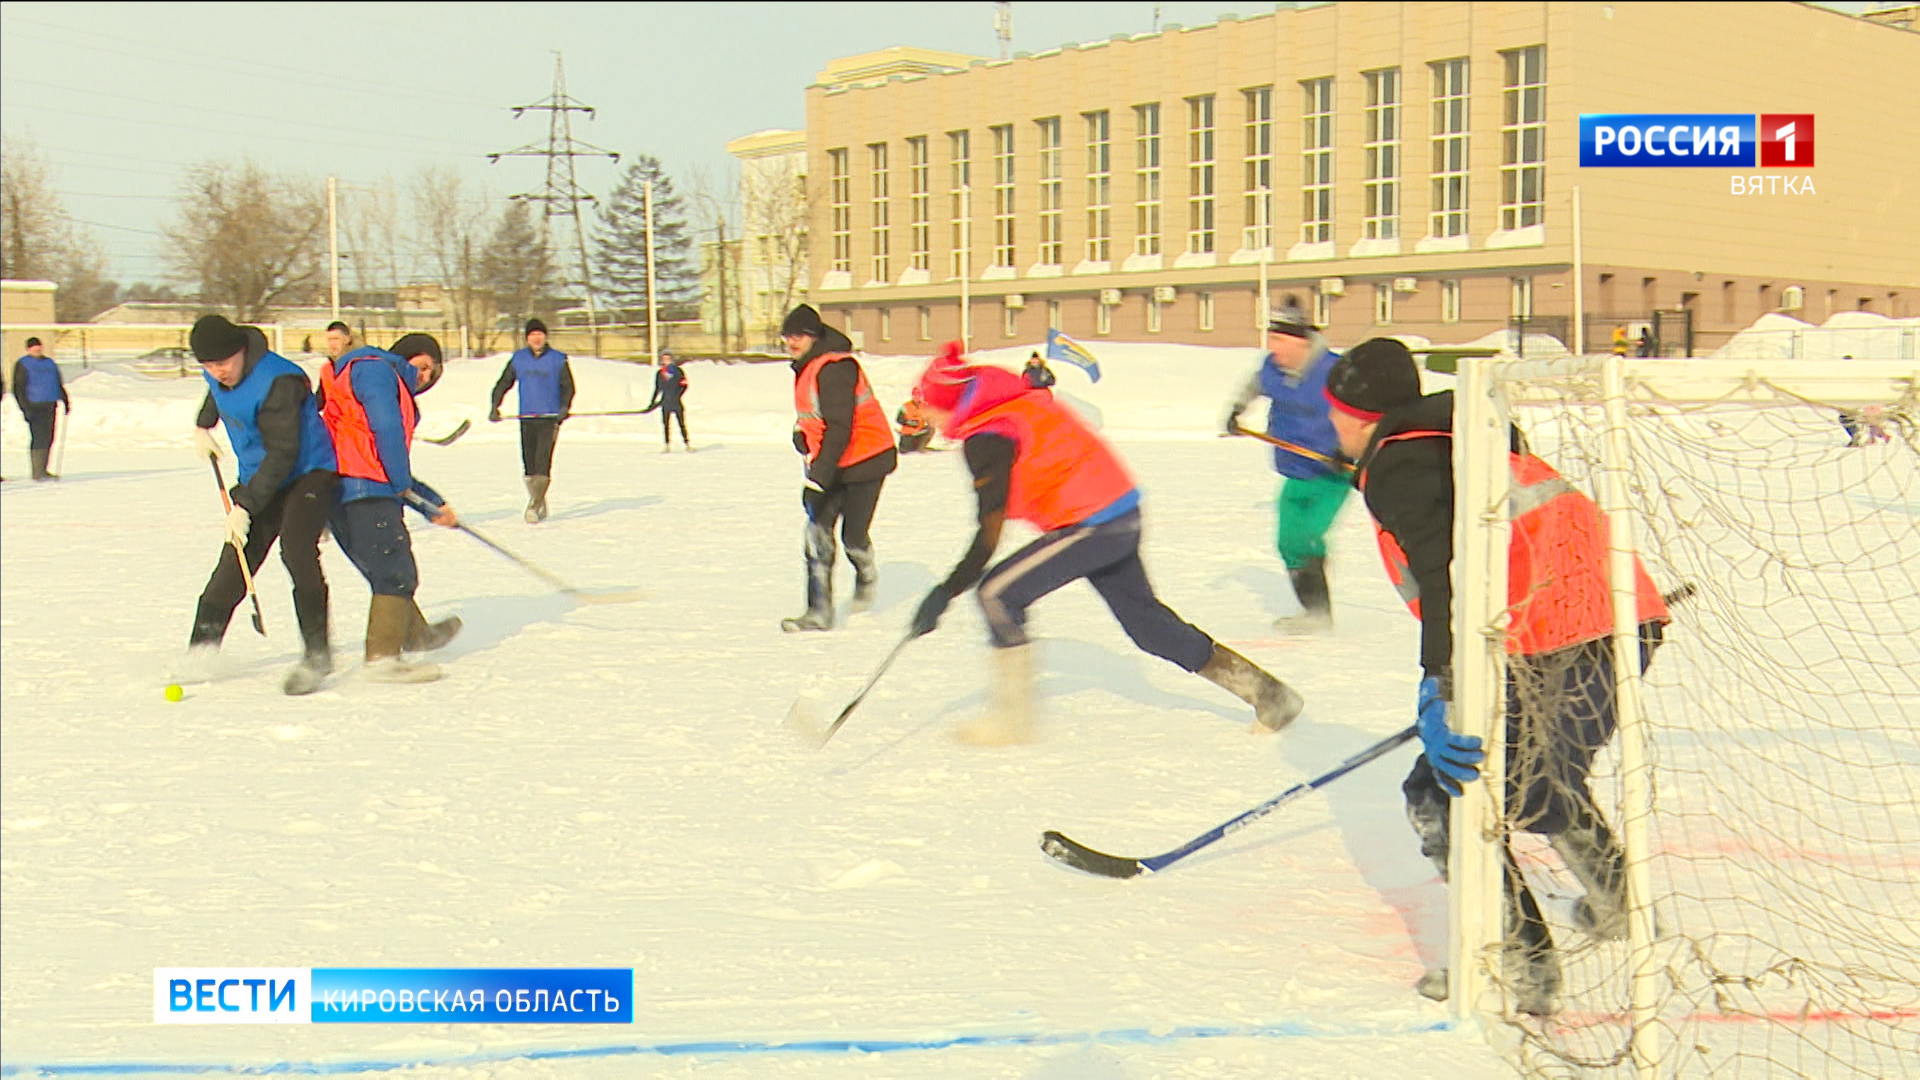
[1022,350,1057,390]
[1610,325,1629,357]
[1636,327,1655,357]
[896,388,933,454]
[11,337,70,481]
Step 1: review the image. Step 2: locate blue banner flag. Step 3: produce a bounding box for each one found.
[1045,328,1102,383]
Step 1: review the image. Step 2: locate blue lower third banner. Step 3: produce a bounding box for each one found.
[155,968,633,1023]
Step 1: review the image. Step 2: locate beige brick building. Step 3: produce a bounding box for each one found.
[796,2,1919,356]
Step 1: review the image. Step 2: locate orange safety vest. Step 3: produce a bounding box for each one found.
[897,399,931,437]
[1360,429,1669,656]
[793,352,894,468]
[319,355,416,484]
[952,391,1136,532]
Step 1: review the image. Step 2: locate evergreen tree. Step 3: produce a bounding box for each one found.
[480,200,553,328]
[592,156,697,319]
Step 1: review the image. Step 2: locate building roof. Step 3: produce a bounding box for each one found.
[725,129,806,158]
[813,46,980,90]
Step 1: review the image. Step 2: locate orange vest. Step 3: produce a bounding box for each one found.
[793,353,894,468]
[1361,430,1669,656]
[319,355,416,484]
[897,399,931,437]
[952,392,1136,532]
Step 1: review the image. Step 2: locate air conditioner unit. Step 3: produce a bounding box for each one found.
[1152,285,1177,304]
[1319,277,1346,297]
[1099,288,1123,306]
[1004,293,1026,310]
[1781,285,1805,310]
[1393,277,1419,294]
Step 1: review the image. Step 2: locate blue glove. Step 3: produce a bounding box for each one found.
[910,585,952,638]
[1418,675,1486,798]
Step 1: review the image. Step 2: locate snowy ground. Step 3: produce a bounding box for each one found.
[4,349,1506,1078]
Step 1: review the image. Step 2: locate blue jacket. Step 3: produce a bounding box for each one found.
[202,351,336,505]
[491,346,573,417]
[331,346,444,511]
[1235,346,1343,479]
[12,354,68,408]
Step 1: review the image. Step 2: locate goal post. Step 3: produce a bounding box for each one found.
[1452,354,1920,1077]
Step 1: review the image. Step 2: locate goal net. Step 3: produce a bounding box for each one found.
[1449,356,1920,1078]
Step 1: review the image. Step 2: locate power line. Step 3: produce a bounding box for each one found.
[3,93,484,160]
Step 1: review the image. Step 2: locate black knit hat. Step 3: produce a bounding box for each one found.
[780,304,826,339]
[325,320,351,335]
[525,318,548,336]
[190,315,249,363]
[24,337,41,348]
[1325,338,1422,420]
[1267,295,1312,338]
[390,333,443,367]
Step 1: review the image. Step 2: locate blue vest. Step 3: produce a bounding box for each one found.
[204,352,337,485]
[510,346,568,416]
[17,355,64,403]
[1259,346,1343,480]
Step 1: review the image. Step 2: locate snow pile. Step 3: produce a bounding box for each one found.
[1711,311,1920,361]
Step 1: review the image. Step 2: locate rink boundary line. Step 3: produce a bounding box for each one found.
[0,1017,1458,1076]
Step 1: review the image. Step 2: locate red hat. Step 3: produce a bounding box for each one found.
[914,340,974,412]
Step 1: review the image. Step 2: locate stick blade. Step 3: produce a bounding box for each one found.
[423,419,472,445]
[1039,830,1146,879]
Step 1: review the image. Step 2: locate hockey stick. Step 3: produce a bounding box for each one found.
[421,419,471,446]
[53,407,70,477]
[209,455,266,637]
[408,491,641,604]
[498,410,652,420]
[1041,725,1418,879]
[1230,425,1354,474]
[817,634,914,746]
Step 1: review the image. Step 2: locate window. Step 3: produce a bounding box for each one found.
[1300,78,1334,243]
[918,305,931,340]
[1313,288,1331,328]
[829,148,851,273]
[991,124,1015,268]
[1430,59,1469,238]
[1441,279,1461,323]
[1186,95,1216,254]
[1199,291,1215,331]
[1511,276,1534,318]
[1096,299,1112,335]
[1085,111,1111,262]
[1243,86,1274,249]
[879,307,891,341]
[868,142,890,282]
[1134,103,1162,255]
[1374,283,1393,325]
[1501,47,1546,230]
[1048,298,1061,330]
[1146,296,1162,333]
[949,130,973,278]
[1037,117,1063,266]
[1003,302,1018,337]
[908,136,931,272]
[1362,68,1400,240]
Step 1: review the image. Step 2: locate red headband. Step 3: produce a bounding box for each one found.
[1324,387,1384,423]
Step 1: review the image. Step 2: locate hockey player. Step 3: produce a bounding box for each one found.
[643,351,692,452]
[907,342,1304,744]
[11,337,69,481]
[323,320,354,360]
[318,333,462,686]
[1324,337,1671,1015]
[1223,298,1349,632]
[488,319,574,523]
[1021,350,1057,390]
[780,304,897,631]
[895,388,934,454]
[185,315,339,694]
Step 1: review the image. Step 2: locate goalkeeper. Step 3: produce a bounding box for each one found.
[1323,338,1671,1016]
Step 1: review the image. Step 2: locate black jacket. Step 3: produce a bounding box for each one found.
[1354,391,1460,683]
[791,326,897,489]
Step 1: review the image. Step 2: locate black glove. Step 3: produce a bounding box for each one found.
[488,407,501,423]
[1223,409,1244,437]
[910,585,953,638]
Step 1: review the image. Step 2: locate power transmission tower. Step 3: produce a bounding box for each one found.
[488,52,618,355]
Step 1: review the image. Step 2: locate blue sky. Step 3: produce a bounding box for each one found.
[0,1,1886,287]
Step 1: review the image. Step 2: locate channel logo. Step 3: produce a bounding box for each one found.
[1580,114,1813,168]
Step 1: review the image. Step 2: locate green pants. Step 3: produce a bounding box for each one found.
[1275,473,1352,569]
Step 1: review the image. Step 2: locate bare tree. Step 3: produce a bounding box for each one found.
[1,141,117,321]
[339,177,403,336]
[165,160,326,322]
[739,152,811,346]
[686,164,745,353]
[479,200,553,333]
[411,166,495,354]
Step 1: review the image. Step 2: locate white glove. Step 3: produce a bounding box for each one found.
[193,426,221,460]
[225,503,251,542]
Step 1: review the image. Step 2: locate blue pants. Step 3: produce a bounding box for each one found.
[330,498,419,598]
[976,509,1213,672]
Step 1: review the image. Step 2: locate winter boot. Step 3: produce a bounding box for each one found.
[1198,643,1305,733]
[1274,558,1333,633]
[524,475,552,523]
[363,594,442,683]
[957,644,1036,745]
[403,600,463,653]
[284,592,333,696]
[782,522,836,632]
[1504,862,1562,1016]
[847,546,878,614]
[1551,814,1630,941]
[1415,969,1450,1002]
[29,446,52,481]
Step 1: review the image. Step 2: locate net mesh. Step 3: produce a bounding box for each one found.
[1479,365,1920,1077]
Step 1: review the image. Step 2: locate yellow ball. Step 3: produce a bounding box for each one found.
[164,684,185,702]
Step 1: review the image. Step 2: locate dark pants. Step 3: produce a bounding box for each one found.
[661,406,688,446]
[519,417,560,477]
[800,478,884,614]
[976,509,1214,672]
[898,430,932,454]
[329,498,418,598]
[191,469,336,658]
[23,404,57,478]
